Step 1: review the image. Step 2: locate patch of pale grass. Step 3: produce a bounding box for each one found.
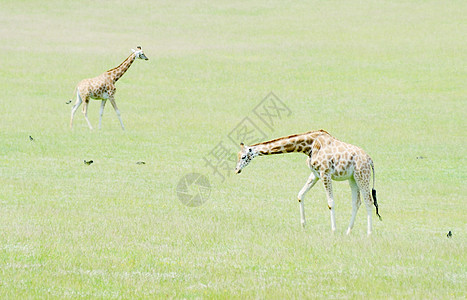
[0,0,466,298]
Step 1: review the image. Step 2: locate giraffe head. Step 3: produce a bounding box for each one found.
[131,46,149,60]
[235,143,259,174]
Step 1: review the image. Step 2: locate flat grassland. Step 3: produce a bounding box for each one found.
[0,0,465,298]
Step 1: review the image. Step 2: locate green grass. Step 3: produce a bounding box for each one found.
[1,0,466,298]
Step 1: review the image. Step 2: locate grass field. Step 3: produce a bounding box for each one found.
[0,0,466,298]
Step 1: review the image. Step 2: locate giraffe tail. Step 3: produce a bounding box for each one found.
[66,86,78,104]
[370,159,382,221]
[372,189,382,221]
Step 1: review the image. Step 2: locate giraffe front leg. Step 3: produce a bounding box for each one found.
[297,172,319,228]
[109,97,125,130]
[322,173,336,232]
[98,100,107,130]
[346,178,361,235]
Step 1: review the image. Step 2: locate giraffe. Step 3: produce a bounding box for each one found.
[234,129,382,235]
[68,46,149,130]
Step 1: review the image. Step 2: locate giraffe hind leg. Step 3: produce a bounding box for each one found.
[354,167,375,235]
[346,178,361,235]
[355,176,373,235]
[70,91,83,128]
[321,172,336,232]
[82,99,93,130]
[362,189,373,235]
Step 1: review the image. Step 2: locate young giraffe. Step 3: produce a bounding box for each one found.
[68,46,149,130]
[235,129,381,235]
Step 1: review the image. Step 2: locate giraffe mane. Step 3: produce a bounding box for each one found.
[250,129,331,146]
[105,53,134,73]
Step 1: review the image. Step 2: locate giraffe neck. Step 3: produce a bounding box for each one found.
[106,53,136,83]
[251,130,327,156]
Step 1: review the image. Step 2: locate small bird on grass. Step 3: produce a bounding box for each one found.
[29,135,34,141]
[84,160,94,165]
[136,161,146,165]
[447,231,452,238]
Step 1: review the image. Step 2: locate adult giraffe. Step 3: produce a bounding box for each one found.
[235,130,382,235]
[68,46,148,130]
